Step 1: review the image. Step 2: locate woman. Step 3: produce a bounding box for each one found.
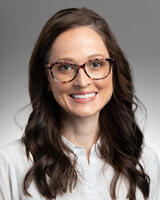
[0,7,159,200]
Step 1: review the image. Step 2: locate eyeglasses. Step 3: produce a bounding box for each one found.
[45,57,114,83]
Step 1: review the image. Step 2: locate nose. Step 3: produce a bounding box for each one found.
[72,68,92,88]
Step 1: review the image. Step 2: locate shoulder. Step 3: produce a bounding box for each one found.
[140,144,160,199]
[140,144,160,171]
[0,139,32,173]
[0,140,33,199]
[0,139,24,156]
[0,139,25,161]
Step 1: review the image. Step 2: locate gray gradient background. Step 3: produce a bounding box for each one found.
[0,0,160,158]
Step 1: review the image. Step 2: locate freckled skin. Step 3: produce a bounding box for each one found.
[47,26,113,118]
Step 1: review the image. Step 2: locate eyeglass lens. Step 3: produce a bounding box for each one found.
[50,58,112,82]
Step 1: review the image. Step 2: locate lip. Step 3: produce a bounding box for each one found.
[69,91,98,96]
[69,91,98,104]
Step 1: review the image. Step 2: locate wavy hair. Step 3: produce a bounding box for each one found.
[22,7,150,200]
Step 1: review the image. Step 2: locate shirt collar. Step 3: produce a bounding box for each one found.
[62,135,100,154]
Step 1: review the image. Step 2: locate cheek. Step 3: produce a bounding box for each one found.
[50,81,70,104]
[51,84,63,100]
[48,73,63,96]
[98,75,113,101]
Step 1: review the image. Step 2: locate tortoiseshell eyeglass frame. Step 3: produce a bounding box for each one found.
[45,57,115,83]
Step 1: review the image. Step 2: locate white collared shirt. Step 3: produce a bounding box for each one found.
[0,137,160,200]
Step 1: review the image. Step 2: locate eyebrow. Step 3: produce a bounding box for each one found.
[55,53,106,63]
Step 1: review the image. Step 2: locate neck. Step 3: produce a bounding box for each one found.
[61,112,100,149]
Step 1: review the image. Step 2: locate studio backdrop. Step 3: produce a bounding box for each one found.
[0,0,160,158]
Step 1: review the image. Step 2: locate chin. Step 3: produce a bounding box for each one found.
[70,110,99,118]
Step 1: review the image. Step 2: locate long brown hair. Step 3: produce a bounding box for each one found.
[22,7,150,200]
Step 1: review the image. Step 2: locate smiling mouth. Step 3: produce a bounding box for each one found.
[69,92,97,99]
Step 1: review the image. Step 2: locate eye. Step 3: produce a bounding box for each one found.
[90,59,104,68]
[57,63,74,72]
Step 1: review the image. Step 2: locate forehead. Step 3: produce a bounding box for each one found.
[48,26,109,63]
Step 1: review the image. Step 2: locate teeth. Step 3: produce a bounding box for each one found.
[71,93,96,99]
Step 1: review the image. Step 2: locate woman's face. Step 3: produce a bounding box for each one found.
[47,26,113,118]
